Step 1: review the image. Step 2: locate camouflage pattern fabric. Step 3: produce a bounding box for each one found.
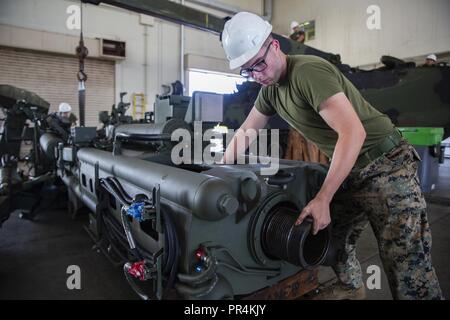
[332,139,443,300]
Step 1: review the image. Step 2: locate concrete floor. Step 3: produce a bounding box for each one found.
[0,160,449,300]
[0,208,138,299]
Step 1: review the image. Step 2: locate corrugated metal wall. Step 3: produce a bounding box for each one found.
[0,46,115,127]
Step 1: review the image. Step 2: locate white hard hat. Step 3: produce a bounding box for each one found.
[58,102,72,113]
[290,21,300,31]
[426,54,437,61]
[221,12,273,70]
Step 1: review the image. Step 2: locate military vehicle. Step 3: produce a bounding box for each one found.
[1,81,344,299]
[0,85,56,225]
[58,85,352,299]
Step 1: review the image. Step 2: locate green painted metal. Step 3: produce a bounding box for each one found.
[398,127,444,146]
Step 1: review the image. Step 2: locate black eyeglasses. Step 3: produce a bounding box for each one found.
[240,42,272,78]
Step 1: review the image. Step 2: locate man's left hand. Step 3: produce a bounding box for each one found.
[295,196,331,235]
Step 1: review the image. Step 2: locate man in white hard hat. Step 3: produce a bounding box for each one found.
[290,21,300,34]
[424,54,437,67]
[289,21,305,43]
[220,12,443,300]
[58,102,72,118]
[58,102,77,126]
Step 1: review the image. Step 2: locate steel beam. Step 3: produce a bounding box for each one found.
[82,0,225,34]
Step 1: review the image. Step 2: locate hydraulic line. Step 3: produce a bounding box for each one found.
[98,176,180,299]
[108,177,133,203]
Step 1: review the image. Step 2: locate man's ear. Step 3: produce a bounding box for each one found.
[272,39,280,51]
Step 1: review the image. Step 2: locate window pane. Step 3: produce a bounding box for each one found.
[188,70,246,96]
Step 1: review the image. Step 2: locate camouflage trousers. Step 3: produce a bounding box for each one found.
[332,139,443,300]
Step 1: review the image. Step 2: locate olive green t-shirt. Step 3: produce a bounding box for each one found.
[255,55,395,158]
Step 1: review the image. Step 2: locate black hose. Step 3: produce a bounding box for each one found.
[100,179,126,205]
[163,214,175,274]
[108,177,133,203]
[120,209,143,260]
[102,214,130,262]
[100,179,129,206]
[162,210,180,297]
[104,212,155,261]
[123,263,150,300]
[98,177,180,298]
[98,180,144,261]
[101,180,135,261]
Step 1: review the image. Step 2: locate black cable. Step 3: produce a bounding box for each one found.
[123,264,150,300]
[103,180,129,206]
[100,179,151,259]
[108,177,133,203]
[103,176,179,270]
[120,208,142,260]
[105,212,149,262]
[162,210,180,298]
[102,178,144,260]
[99,180,152,262]
[102,214,130,262]
[97,180,133,262]
[100,179,129,206]
[163,215,174,274]
[98,177,181,298]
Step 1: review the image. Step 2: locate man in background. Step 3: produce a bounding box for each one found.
[424,54,437,67]
[58,102,78,127]
[289,21,305,43]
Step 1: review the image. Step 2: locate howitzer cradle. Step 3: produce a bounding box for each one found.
[56,121,340,300]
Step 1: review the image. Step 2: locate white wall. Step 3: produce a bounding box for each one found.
[0,0,263,109]
[272,0,450,67]
[2,0,449,103]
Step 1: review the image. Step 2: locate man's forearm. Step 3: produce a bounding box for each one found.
[316,131,365,202]
[222,131,240,164]
[222,106,270,164]
[222,128,257,164]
